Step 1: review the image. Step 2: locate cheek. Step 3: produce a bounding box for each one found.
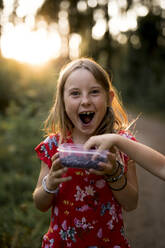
[101,105,107,119]
[98,97,107,111]
[64,94,70,110]
[98,99,107,119]
[64,98,77,116]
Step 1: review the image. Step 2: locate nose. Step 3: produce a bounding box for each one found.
[81,94,91,105]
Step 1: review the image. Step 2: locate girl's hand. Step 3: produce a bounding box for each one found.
[46,152,72,191]
[89,151,119,177]
[84,134,117,152]
[84,134,120,176]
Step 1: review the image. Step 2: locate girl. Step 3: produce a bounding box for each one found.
[33,58,138,248]
[84,133,165,181]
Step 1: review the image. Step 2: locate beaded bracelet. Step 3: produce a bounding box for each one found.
[105,160,124,183]
[109,174,127,191]
[42,175,59,194]
[108,160,120,177]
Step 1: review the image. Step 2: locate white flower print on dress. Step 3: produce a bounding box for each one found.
[62,220,67,230]
[97,228,103,238]
[49,239,54,247]
[107,219,114,230]
[109,204,118,222]
[54,206,59,216]
[59,222,77,243]
[85,185,95,196]
[84,177,88,182]
[74,186,86,201]
[76,204,92,212]
[74,217,94,230]
[85,170,90,175]
[53,224,58,231]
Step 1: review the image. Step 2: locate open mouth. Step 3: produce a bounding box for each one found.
[79,111,95,124]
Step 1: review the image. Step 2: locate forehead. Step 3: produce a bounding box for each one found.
[64,68,102,89]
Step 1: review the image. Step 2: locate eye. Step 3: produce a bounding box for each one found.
[91,89,100,95]
[70,91,80,96]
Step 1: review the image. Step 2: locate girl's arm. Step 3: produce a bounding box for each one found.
[33,153,71,212]
[85,135,138,211]
[33,161,55,212]
[84,134,165,180]
[108,159,138,211]
[89,153,138,211]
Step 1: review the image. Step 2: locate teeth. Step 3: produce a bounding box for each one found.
[81,111,94,115]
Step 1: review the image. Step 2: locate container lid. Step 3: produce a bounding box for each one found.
[58,143,107,157]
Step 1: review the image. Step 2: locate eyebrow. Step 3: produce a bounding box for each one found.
[90,86,102,89]
[68,87,80,92]
[66,85,102,92]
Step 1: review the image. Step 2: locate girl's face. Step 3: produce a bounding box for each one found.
[64,68,108,142]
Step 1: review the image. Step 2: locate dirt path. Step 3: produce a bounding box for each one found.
[123,113,165,248]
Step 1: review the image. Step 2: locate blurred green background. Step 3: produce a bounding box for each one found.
[0,0,165,247]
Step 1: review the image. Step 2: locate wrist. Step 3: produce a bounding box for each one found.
[108,173,127,191]
[105,160,127,191]
[105,160,124,182]
[42,175,59,194]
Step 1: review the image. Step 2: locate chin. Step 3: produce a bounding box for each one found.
[81,128,96,137]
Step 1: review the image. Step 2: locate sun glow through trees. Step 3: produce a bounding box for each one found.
[1,0,164,65]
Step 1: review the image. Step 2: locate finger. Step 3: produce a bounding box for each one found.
[55,176,72,184]
[46,173,72,190]
[51,152,59,162]
[106,152,118,171]
[107,151,116,162]
[98,161,111,170]
[52,167,68,178]
[89,168,104,176]
[92,150,114,166]
[99,162,114,173]
[51,158,63,171]
[84,136,100,150]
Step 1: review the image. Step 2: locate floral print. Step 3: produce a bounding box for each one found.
[35,132,135,248]
[59,224,77,243]
[74,217,94,230]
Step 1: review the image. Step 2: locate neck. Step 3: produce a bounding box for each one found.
[72,130,91,144]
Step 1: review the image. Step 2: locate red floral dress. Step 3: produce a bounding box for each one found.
[35,132,136,248]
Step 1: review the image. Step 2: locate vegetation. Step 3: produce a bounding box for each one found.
[0,60,56,248]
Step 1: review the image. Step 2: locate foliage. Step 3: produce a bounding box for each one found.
[0,59,56,248]
[0,101,50,248]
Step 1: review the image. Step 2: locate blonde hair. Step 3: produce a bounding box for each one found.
[44,58,129,140]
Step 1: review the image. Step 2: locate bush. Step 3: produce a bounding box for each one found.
[0,58,57,247]
[0,100,52,247]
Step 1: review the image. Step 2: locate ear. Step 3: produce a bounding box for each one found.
[109,90,114,106]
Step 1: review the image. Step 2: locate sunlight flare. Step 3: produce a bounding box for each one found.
[1,22,61,65]
[0,0,63,65]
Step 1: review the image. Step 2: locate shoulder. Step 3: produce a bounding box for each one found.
[43,134,60,147]
[35,133,60,168]
[36,133,60,152]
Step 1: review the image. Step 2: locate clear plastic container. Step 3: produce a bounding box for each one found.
[58,143,108,170]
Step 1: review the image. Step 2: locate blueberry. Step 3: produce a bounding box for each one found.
[60,154,107,170]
